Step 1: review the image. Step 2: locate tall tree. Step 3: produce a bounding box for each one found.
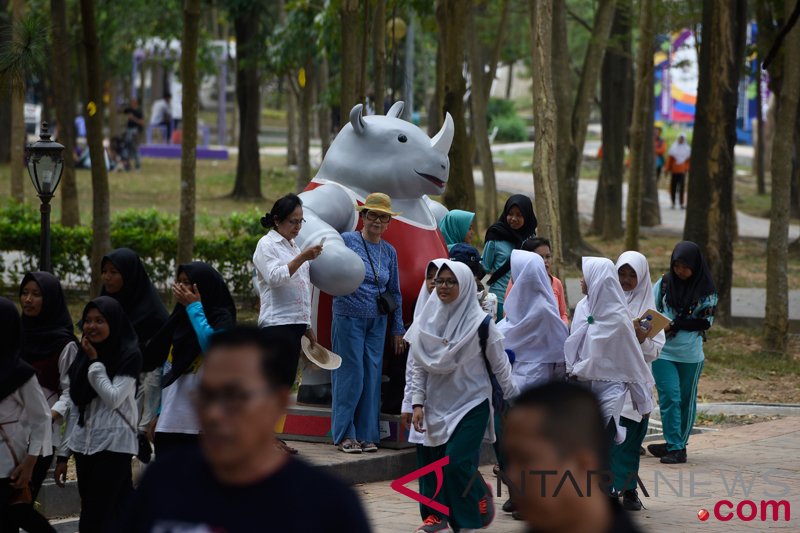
[639,78,659,226]
[340,0,360,116]
[9,0,25,202]
[51,0,79,226]
[230,0,262,200]
[438,0,474,211]
[554,0,616,260]
[177,0,201,265]
[372,0,386,114]
[80,0,110,295]
[0,0,11,165]
[316,58,332,156]
[624,0,655,251]
[529,0,562,271]
[684,0,747,324]
[765,0,800,352]
[591,1,631,240]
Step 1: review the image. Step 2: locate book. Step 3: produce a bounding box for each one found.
[634,308,670,339]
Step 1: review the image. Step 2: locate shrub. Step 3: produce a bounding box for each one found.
[487,98,516,123]
[491,114,528,142]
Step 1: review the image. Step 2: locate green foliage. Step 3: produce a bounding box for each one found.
[0,202,264,297]
[487,97,516,122]
[487,98,527,142]
[0,9,49,90]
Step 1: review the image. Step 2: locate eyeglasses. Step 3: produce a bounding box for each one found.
[286,218,306,227]
[191,385,270,414]
[433,278,459,288]
[365,211,391,223]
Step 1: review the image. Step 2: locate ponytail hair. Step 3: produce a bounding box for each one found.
[261,193,303,229]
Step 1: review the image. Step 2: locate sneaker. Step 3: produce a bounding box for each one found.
[660,448,687,464]
[647,443,668,457]
[622,489,643,511]
[502,498,515,513]
[337,439,361,454]
[416,514,450,532]
[478,480,495,528]
[361,442,378,453]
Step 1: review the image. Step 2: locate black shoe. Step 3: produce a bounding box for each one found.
[647,443,668,457]
[640,446,646,456]
[502,498,515,513]
[660,448,687,464]
[512,510,523,521]
[622,490,643,511]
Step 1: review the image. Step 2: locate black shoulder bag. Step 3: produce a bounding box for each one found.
[478,314,508,416]
[361,233,399,315]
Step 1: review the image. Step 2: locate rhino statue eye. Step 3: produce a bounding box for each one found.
[397,134,408,143]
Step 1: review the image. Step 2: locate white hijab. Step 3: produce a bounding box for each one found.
[405,261,499,374]
[564,257,654,385]
[615,251,666,349]
[668,134,691,164]
[413,259,447,322]
[498,250,567,364]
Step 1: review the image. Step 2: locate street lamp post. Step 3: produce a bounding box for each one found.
[26,122,65,273]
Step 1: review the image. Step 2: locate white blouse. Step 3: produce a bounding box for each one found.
[253,231,312,328]
[0,376,52,477]
[47,341,78,448]
[59,362,138,457]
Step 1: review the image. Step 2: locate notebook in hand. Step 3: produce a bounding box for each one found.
[633,309,670,339]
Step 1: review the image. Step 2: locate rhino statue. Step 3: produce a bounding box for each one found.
[293,101,454,406]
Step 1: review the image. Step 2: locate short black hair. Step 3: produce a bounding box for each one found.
[521,237,551,253]
[262,193,303,229]
[207,326,293,389]
[510,382,609,468]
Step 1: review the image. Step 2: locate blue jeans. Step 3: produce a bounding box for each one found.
[331,314,387,444]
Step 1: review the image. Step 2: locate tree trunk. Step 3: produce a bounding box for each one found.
[10,0,25,202]
[0,0,11,164]
[529,0,563,272]
[296,60,314,192]
[358,1,369,108]
[51,0,80,226]
[755,61,766,195]
[373,0,386,114]
[765,0,800,352]
[178,0,201,265]
[340,0,360,116]
[438,0,475,211]
[316,58,332,157]
[640,73,659,226]
[687,0,747,325]
[428,21,445,137]
[591,2,631,240]
[625,0,655,251]
[230,8,262,199]
[468,4,497,228]
[80,0,111,296]
[286,75,298,165]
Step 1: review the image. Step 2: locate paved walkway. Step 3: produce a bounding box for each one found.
[356,417,800,532]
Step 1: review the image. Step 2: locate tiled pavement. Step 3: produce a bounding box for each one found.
[352,417,800,532]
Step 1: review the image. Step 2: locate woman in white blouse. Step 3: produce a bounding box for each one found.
[56,297,141,533]
[0,297,53,532]
[253,193,323,388]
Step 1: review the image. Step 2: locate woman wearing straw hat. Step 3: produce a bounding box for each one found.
[332,192,405,454]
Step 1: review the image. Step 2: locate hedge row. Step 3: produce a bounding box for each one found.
[0,202,264,296]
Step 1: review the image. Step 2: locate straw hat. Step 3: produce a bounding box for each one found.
[301,336,342,370]
[355,192,401,217]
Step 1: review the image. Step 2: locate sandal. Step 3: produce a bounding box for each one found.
[337,438,362,454]
[361,442,378,453]
[276,438,298,455]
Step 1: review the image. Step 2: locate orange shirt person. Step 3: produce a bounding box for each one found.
[665,134,691,209]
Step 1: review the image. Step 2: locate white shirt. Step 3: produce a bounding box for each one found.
[47,341,78,448]
[59,362,138,457]
[150,99,171,125]
[253,231,312,328]
[0,377,52,477]
[156,372,201,435]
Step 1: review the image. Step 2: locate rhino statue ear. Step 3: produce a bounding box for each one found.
[386,101,405,118]
[349,104,366,135]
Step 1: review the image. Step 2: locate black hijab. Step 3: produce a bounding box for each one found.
[68,297,142,425]
[664,241,717,315]
[101,248,169,348]
[143,262,236,386]
[19,272,78,363]
[484,195,537,246]
[0,298,36,402]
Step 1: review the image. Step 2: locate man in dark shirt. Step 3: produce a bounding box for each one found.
[503,382,643,533]
[117,326,371,533]
[122,97,144,170]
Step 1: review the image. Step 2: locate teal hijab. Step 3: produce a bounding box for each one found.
[438,210,475,250]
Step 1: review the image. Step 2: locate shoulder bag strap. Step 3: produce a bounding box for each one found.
[360,232,383,291]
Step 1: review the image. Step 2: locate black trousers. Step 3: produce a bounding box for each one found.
[0,478,55,533]
[670,172,686,207]
[30,452,53,501]
[74,451,132,533]
[154,432,199,459]
[261,323,306,387]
